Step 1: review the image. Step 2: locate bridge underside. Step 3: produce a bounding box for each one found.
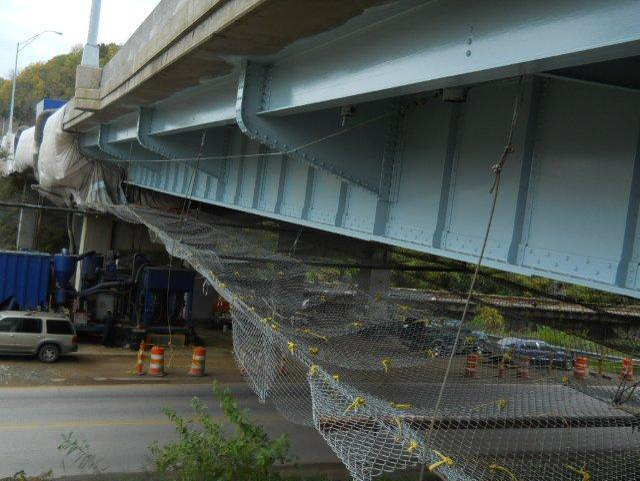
[75,0,640,298]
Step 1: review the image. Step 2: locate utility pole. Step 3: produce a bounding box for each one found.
[81,0,102,67]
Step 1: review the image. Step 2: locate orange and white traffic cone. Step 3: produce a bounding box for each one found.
[573,356,588,380]
[465,353,479,378]
[188,347,206,377]
[134,340,146,376]
[149,345,166,377]
[620,358,635,381]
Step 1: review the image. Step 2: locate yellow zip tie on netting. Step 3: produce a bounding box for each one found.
[287,341,297,354]
[429,450,454,472]
[565,464,591,481]
[489,464,518,480]
[309,346,319,355]
[406,439,419,454]
[398,305,408,312]
[297,328,329,342]
[497,399,508,411]
[262,316,272,324]
[276,271,285,279]
[234,271,240,277]
[381,357,391,373]
[344,396,366,414]
[389,402,412,410]
[562,376,570,386]
[348,322,363,328]
[332,374,340,382]
[393,417,404,442]
[425,349,437,359]
[309,364,318,376]
[219,283,226,289]
[374,293,382,301]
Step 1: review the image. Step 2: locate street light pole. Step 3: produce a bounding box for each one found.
[81,0,102,67]
[6,30,63,135]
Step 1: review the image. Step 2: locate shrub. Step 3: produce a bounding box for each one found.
[470,306,505,333]
[150,381,291,481]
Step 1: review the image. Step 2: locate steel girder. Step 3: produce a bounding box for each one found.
[78,0,640,298]
[259,0,640,115]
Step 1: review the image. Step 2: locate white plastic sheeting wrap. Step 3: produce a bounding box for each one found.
[0,132,16,174]
[8,127,35,174]
[37,106,123,206]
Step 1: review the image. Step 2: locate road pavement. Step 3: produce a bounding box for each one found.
[0,383,339,478]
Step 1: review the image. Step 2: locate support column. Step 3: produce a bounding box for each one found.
[357,246,391,297]
[74,214,113,290]
[16,185,38,250]
[357,246,391,323]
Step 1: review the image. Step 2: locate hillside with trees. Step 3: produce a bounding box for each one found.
[0,43,118,128]
[0,43,119,252]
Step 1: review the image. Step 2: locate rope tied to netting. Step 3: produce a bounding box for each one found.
[420,76,526,481]
[344,396,366,414]
[381,357,391,373]
[565,464,591,481]
[428,450,454,472]
[389,402,412,410]
[296,328,329,342]
[489,464,519,480]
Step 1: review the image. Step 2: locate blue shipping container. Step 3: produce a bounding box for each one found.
[0,250,51,310]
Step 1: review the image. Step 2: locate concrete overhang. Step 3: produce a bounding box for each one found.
[63,0,387,133]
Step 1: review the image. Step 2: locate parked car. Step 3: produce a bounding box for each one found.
[397,318,490,357]
[493,338,574,370]
[0,311,78,362]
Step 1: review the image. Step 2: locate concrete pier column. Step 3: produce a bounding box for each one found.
[16,185,39,251]
[357,246,391,322]
[16,207,37,250]
[74,214,113,290]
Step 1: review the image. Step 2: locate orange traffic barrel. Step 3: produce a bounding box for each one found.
[465,353,479,378]
[135,340,147,376]
[517,357,530,380]
[149,345,166,377]
[188,347,206,377]
[620,358,634,381]
[573,356,588,379]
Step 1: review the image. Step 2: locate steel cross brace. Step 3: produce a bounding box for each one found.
[236,61,403,195]
[137,106,226,180]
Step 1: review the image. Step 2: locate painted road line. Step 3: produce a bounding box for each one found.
[0,419,173,431]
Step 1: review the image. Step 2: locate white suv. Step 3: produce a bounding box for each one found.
[0,311,78,362]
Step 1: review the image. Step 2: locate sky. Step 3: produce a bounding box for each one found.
[0,0,161,78]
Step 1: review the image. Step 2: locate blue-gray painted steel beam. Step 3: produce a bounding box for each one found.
[237,61,403,193]
[258,0,640,115]
[122,75,640,299]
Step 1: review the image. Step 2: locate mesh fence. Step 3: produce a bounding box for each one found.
[93,200,640,481]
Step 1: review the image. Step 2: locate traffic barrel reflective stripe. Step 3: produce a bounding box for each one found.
[465,353,478,378]
[135,341,146,376]
[149,346,166,377]
[573,356,588,379]
[188,347,206,377]
[620,358,634,380]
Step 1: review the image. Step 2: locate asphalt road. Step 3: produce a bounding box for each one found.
[0,383,338,478]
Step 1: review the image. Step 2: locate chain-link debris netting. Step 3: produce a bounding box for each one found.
[93,201,640,481]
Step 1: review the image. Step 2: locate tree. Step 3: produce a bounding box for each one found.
[0,43,120,128]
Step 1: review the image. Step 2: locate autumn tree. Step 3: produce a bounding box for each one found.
[0,43,119,128]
